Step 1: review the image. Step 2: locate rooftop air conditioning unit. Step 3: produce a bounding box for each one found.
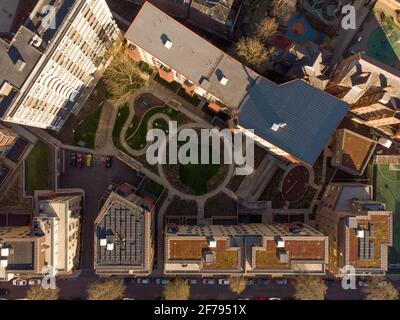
[271,122,287,132]
[0,259,8,268]
[100,238,107,247]
[0,247,9,257]
[378,138,392,149]
[275,236,285,248]
[164,40,173,49]
[29,34,43,48]
[219,76,228,86]
[356,228,365,238]
[208,238,217,248]
[107,243,114,251]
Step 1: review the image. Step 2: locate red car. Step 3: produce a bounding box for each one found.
[77,154,84,168]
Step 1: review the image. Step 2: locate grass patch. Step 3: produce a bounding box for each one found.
[375,164,400,264]
[126,106,178,150]
[138,178,164,197]
[74,105,103,148]
[125,115,140,139]
[25,141,50,196]
[112,103,129,150]
[137,61,153,75]
[179,145,221,195]
[152,118,169,133]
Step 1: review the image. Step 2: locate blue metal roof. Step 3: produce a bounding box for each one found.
[238,79,349,166]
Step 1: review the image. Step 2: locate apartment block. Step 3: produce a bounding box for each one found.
[94,192,154,276]
[317,183,393,276]
[164,223,328,276]
[33,190,83,275]
[0,226,46,281]
[0,0,119,130]
[327,53,400,134]
[125,2,349,166]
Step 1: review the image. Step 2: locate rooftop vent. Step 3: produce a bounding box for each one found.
[100,238,107,247]
[277,249,289,263]
[204,251,214,264]
[106,243,114,251]
[378,138,392,149]
[346,217,358,229]
[219,76,228,86]
[271,122,287,132]
[164,40,173,49]
[275,236,285,248]
[29,34,43,48]
[356,228,365,238]
[15,59,26,72]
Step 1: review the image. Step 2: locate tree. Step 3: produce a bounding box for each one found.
[102,43,144,100]
[270,0,295,24]
[26,286,60,300]
[363,278,399,300]
[87,278,126,300]
[229,277,246,295]
[163,278,190,300]
[234,37,268,67]
[294,276,327,300]
[256,17,278,42]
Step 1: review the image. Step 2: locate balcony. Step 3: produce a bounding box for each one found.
[157,66,175,83]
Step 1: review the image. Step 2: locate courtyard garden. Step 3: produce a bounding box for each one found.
[374,164,400,265]
[112,103,130,151]
[25,141,51,196]
[73,104,103,148]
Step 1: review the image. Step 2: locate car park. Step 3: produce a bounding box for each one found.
[137,278,150,285]
[86,153,93,167]
[275,279,287,286]
[106,156,113,168]
[77,154,84,168]
[0,289,9,296]
[12,279,27,286]
[218,279,230,285]
[28,279,42,286]
[202,279,215,285]
[70,152,77,166]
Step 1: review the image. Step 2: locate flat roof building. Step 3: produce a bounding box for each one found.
[94,192,154,276]
[165,223,328,276]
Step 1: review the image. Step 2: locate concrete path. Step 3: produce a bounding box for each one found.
[94,101,114,151]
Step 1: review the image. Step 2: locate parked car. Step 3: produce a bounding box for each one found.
[155,278,169,285]
[86,153,93,167]
[324,279,336,287]
[107,184,118,192]
[77,154,84,168]
[269,297,281,300]
[275,279,287,286]
[12,279,27,286]
[189,279,198,285]
[123,298,135,300]
[142,99,150,107]
[245,279,255,286]
[105,156,113,168]
[202,279,215,285]
[28,279,42,286]
[70,152,77,166]
[137,278,150,285]
[218,279,230,285]
[256,279,271,286]
[358,280,387,288]
[0,289,9,296]
[357,36,363,42]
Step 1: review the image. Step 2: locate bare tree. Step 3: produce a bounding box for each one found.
[294,276,327,300]
[270,0,295,24]
[26,286,60,300]
[102,43,144,100]
[256,17,278,42]
[234,37,269,67]
[163,278,190,300]
[229,277,246,295]
[363,278,399,300]
[87,278,126,300]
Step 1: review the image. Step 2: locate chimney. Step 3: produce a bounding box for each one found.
[275,236,285,248]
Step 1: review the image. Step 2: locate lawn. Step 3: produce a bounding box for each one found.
[179,145,221,195]
[112,103,129,151]
[25,141,50,196]
[74,105,103,148]
[374,164,400,264]
[126,106,178,150]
